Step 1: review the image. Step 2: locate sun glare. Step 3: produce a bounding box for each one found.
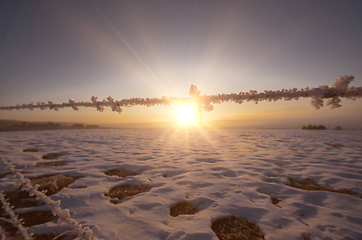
[177,105,197,123]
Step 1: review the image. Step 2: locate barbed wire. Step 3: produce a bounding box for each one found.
[0,153,97,240]
[0,191,32,240]
[1,75,361,121]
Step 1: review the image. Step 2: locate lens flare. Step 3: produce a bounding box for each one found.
[177,105,197,123]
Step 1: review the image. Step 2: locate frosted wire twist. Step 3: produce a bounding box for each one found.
[0,154,97,240]
[0,191,32,240]
[0,225,6,240]
[0,75,360,116]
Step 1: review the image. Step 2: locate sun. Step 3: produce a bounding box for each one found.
[177,104,197,123]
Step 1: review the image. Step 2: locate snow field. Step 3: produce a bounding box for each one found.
[0,129,361,240]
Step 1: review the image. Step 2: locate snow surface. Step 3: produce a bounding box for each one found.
[0,129,362,240]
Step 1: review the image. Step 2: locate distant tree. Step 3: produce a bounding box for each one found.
[302,124,326,130]
[72,124,84,128]
[86,125,99,128]
[334,126,342,130]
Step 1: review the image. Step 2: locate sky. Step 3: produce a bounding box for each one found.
[0,0,362,129]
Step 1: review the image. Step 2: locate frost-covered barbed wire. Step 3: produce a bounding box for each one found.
[0,95,190,113]
[0,191,32,240]
[0,154,97,240]
[0,225,6,240]
[0,75,361,115]
[196,75,361,112]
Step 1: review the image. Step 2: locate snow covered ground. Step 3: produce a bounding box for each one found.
[0,129,361,240]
